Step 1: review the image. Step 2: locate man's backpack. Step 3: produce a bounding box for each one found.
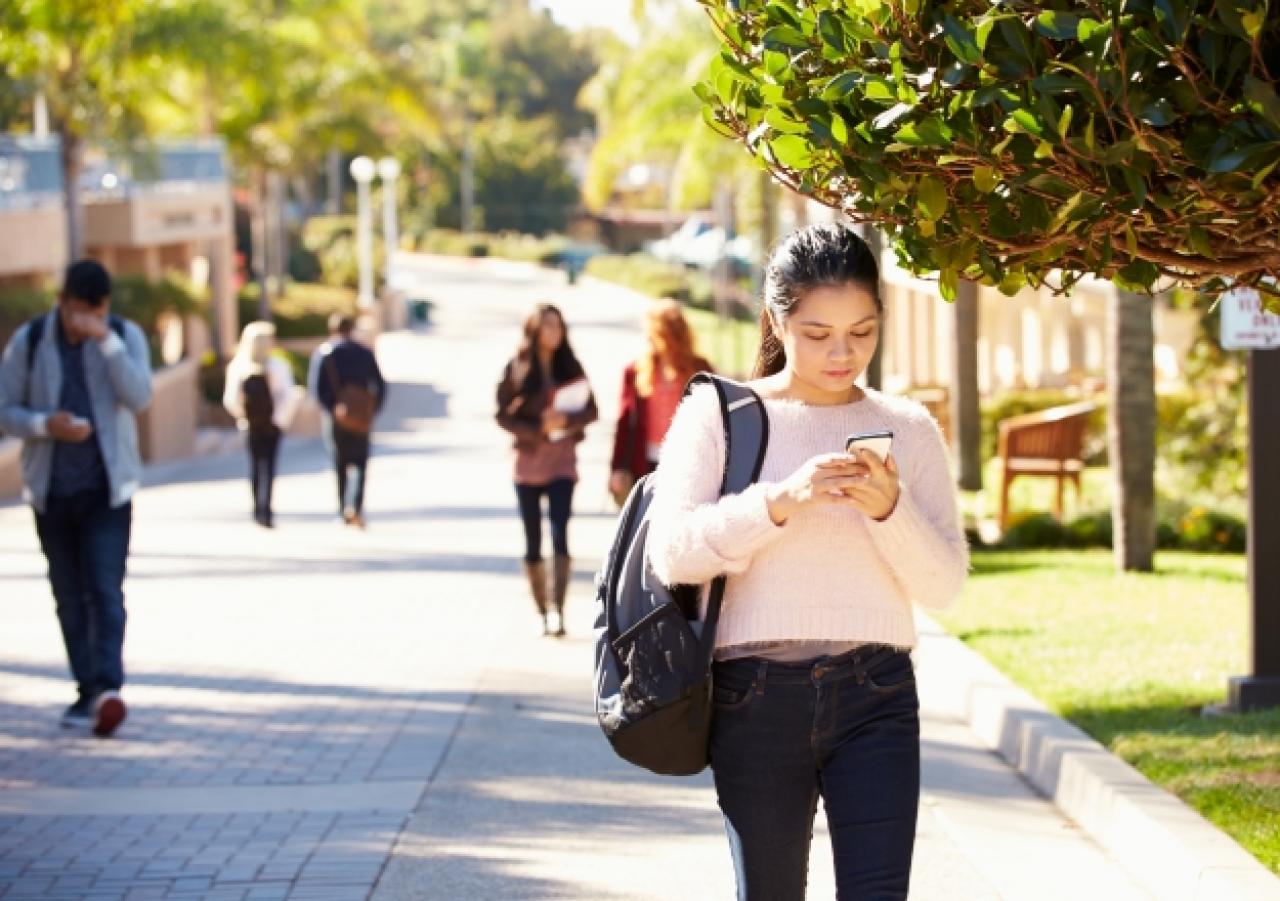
[593,373,769,776]
[241,372,276,434]
[324,354,376,435]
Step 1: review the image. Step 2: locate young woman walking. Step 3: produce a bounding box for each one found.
[647,224,968,900]
[496,303,598,637]
[223,321,297,528]
[608,298,713,506]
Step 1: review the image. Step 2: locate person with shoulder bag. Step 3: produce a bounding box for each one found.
[608,298,713,507]
[496,302,598,637]
[310,315,386,529]
[223,321,297,528]
[644,224,969,900]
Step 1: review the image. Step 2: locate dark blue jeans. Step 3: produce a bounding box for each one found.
[34,490,132,702]
[710,644,920,901]
[515,479,574,563]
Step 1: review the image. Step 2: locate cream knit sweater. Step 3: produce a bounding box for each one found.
[647,386,969,651]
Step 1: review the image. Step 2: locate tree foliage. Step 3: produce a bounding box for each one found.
[698,0,1280,303]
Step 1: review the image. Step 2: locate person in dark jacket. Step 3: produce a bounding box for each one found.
[495,302,597,637]
[0,260,153,737]
[609,298,712,506]
[309,315,386,528]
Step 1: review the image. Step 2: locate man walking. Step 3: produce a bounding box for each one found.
[0,260,153,737]
[308,315,386,528]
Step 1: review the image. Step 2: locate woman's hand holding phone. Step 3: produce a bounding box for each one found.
[842,447,900,520]
[765,453,874,525]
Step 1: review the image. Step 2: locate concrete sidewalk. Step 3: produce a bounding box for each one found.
[0,255,1205,900]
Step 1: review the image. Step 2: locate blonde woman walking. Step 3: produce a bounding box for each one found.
[223,322,297,528]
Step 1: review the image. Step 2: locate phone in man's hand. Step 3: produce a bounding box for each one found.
[845,430,893,462]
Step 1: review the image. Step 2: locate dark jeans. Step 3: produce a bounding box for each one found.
[515,479,574,563]
[247,428,280,517]
[34,490,133,702]
[710,644,921,901]
[332,424,370,514]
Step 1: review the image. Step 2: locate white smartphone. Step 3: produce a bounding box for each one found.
[845,429,893,462]
[68,415,90,429]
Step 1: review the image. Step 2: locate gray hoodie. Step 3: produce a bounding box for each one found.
[0,310,153,513]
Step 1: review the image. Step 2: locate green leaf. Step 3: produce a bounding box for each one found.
[917,175,948,221]
[765,107,808,134]
[1121,167,1149,208]
[975,16,996,51]
[768,134,814,169]
[1058,104,1074,137]
[1187,225,1215,259]
[1244,75,1280,130]
[1077,18,1110,42]
[1241,9,1265,39]
[830,114,849,145]
[872,102,915,131]
[762,25,808,49]
[818,11,845,51]
[973,166,999,193]
[1034,140,1055,159]
[942,14,981,65]
[864,79,896,103]
[1034,11,1082,40]
[822,72,862,100]
[893,116,952,146]
[1207,143,1273,173]
[764,50,789,78]
[1124,224,1139,259]
[939,267,959,301]
[1003,108,1044,137]
[1116,260,1159,291]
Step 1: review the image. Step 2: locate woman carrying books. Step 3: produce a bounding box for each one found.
[495,302,598,637]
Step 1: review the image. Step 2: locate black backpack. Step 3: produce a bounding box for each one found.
[241,372,276,434]
[593,373,769,776]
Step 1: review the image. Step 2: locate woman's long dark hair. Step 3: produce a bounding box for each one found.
[508,302,585,397]
[753,223,883,378]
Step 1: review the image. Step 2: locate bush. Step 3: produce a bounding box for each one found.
[997,508,1244,553]
[0,286,55,349]
[298,215,384,289]
[237,282,357,340]
[415,229,572,265]
[981,389,1107,466]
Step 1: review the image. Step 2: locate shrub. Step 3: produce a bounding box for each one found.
[237,282,357,340]
[0,286,55,349]
[996,508,1244,552]
[981,389,1107,466]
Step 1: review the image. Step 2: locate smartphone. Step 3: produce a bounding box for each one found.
[845,429,893,462]
[68,415,90,429]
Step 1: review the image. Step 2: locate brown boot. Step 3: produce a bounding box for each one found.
[551,555,571,637]
[522,560,549,635]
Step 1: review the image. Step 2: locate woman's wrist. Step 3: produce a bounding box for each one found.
[765,483,795,526]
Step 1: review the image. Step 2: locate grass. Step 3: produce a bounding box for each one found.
[936,549,1280,873]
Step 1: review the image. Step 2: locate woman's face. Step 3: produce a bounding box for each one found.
[537,311,564,355]
[774,283,880,398]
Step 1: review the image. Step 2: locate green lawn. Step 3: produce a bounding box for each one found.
[936,549,1280,873]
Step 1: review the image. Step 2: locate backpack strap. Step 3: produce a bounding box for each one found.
[679,373,770,686]
[26,312,126,371]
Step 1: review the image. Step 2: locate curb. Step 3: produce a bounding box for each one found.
[916,611,1280,901]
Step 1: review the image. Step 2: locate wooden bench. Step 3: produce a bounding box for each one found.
[997,401,1097,530]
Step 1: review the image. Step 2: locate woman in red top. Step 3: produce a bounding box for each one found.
[496,303,598,636]
[608,299,713,505]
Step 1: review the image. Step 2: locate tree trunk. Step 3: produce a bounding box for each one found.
[1107,288,1156,572]
[61,128,85,260]
[251,169,270,322]
[953,278,982,489]
[268,170,287,301]
[460,109,475,234]
[863,226,883,391]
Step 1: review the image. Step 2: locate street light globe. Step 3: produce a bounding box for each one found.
[349,155,375,183]
[377,157,401,180]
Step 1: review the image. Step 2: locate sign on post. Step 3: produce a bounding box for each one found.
[1221,287,1280,350]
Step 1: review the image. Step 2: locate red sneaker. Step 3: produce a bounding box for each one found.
[92,691,127,738]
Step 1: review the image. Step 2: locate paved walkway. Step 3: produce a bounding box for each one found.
[0,257,1151,899]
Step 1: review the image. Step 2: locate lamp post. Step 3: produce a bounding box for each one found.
[349,155,376,308]
[377,156,401,289]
